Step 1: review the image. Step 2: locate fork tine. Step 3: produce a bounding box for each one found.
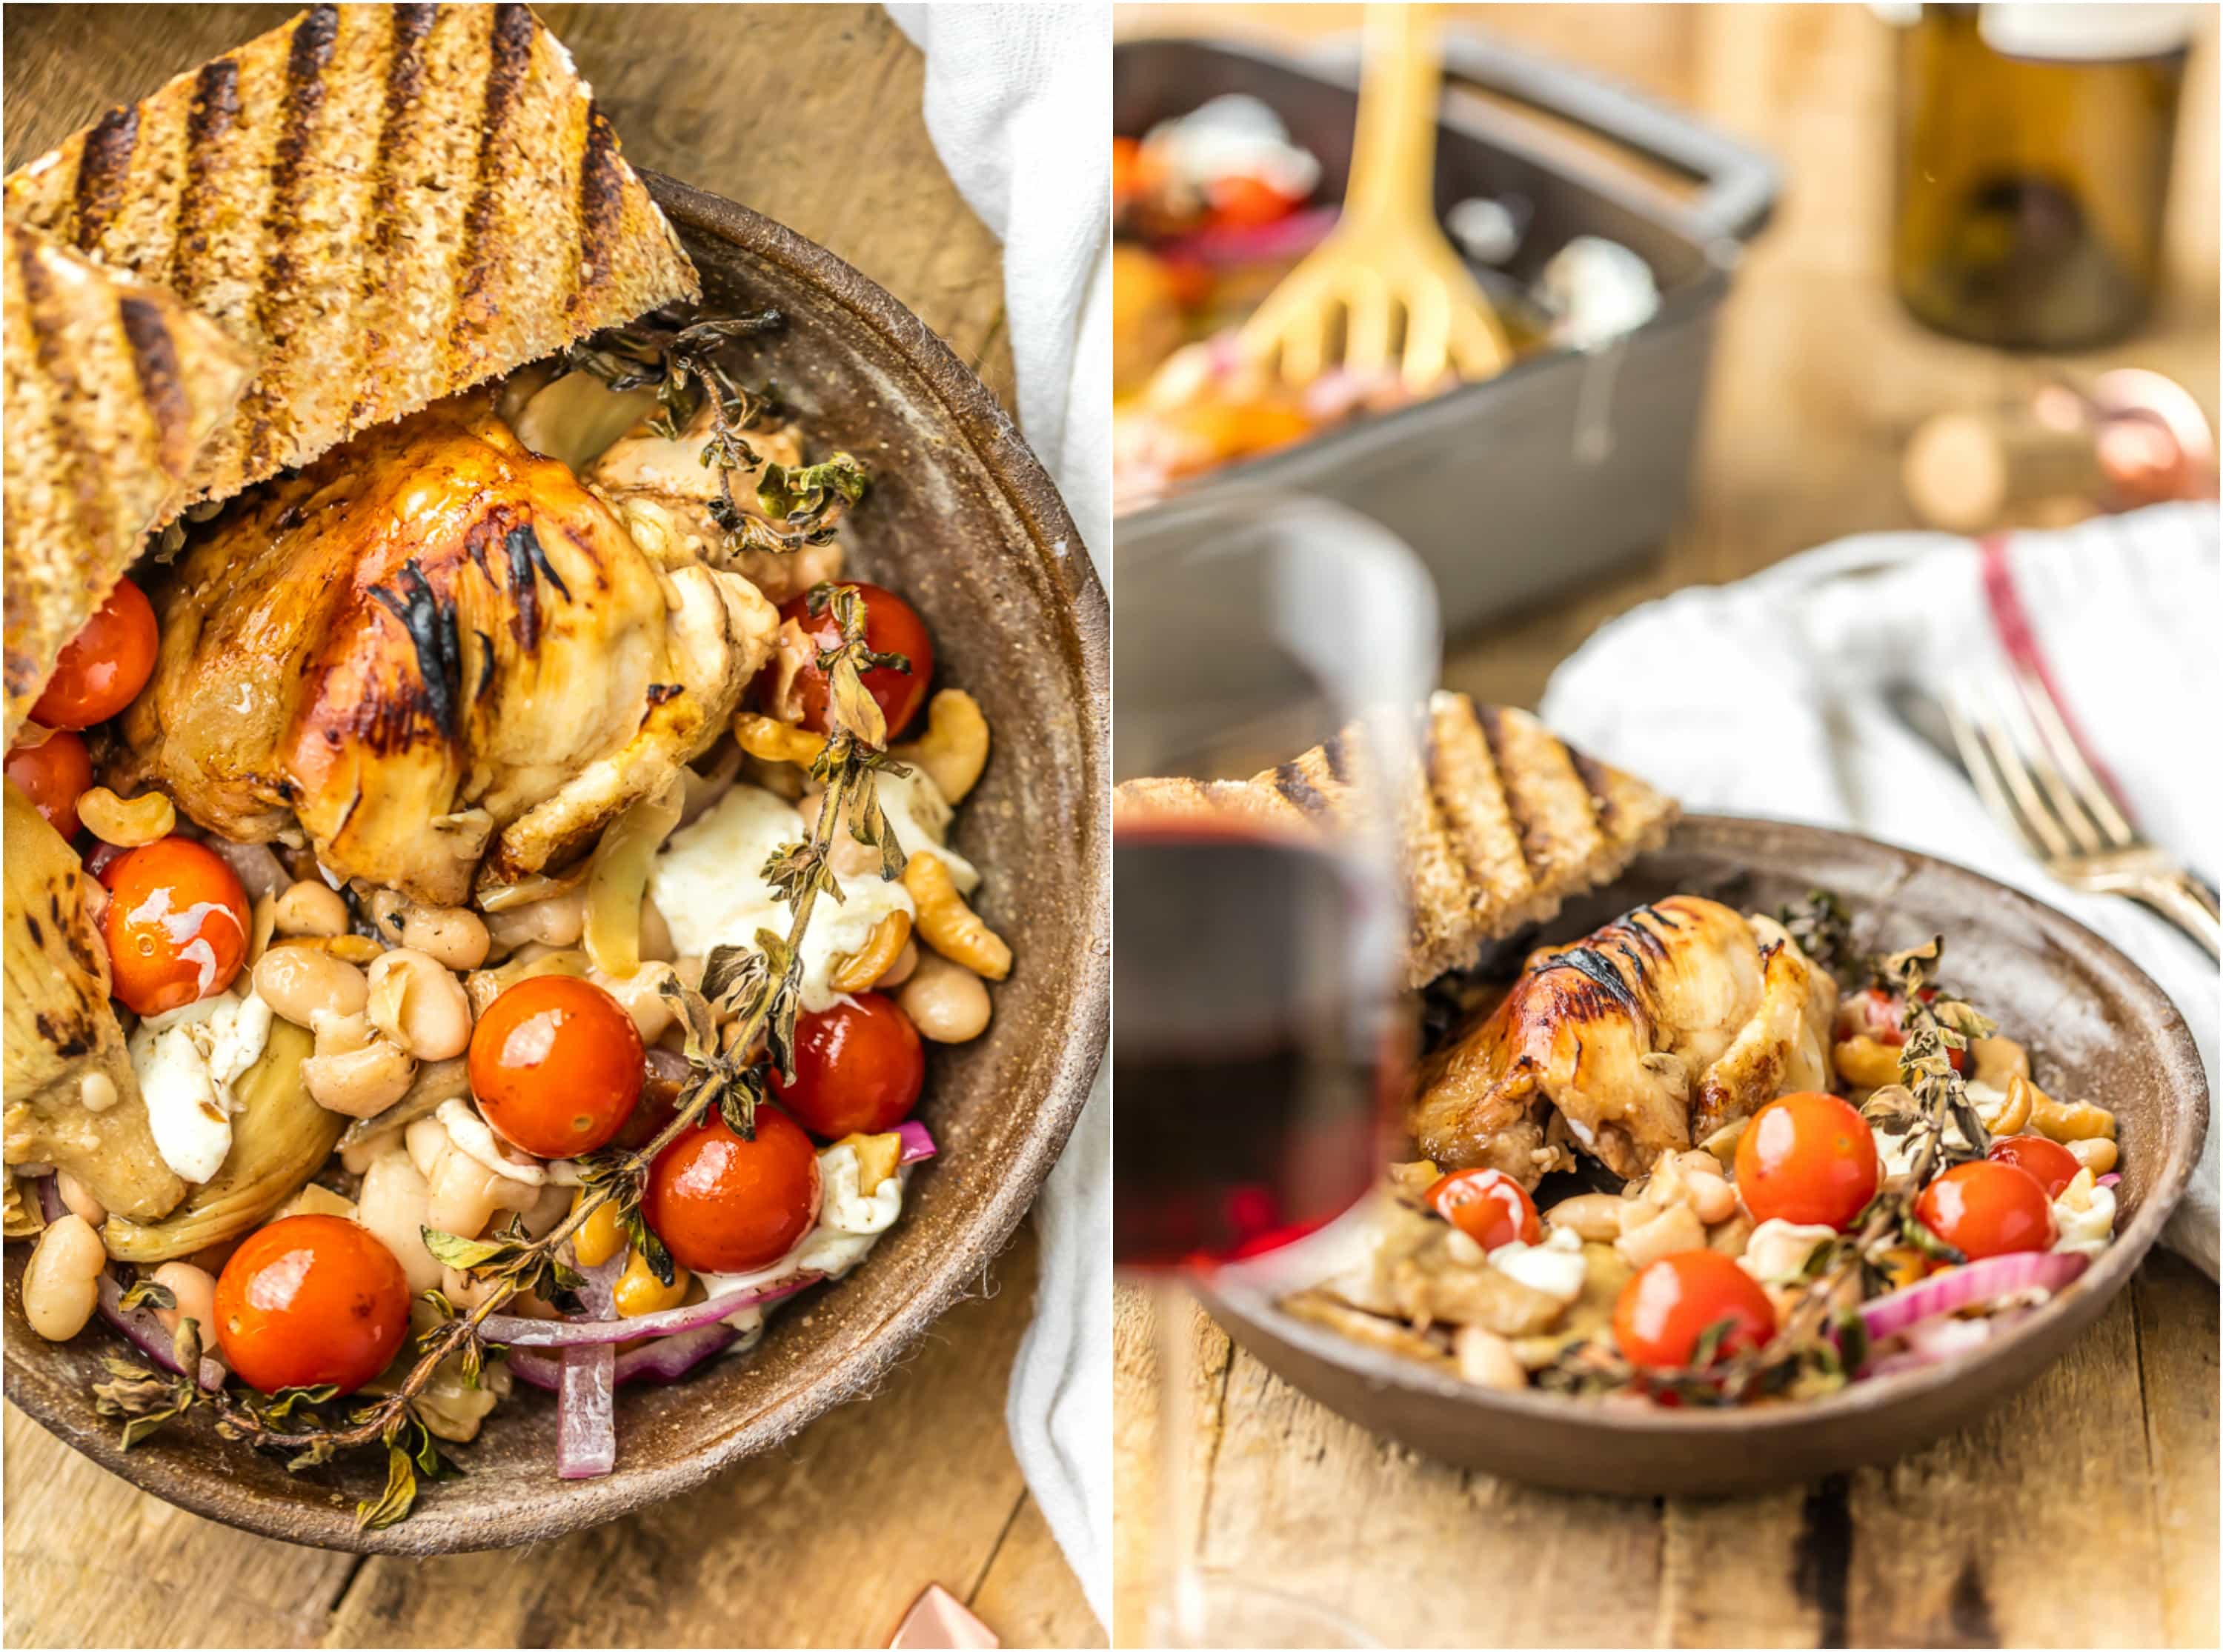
[1950,680,2071,860]
[2011,662,2137,848]
[1993,673,2108,855]
[1400,278,1452,393]
[1340,267,1395,380]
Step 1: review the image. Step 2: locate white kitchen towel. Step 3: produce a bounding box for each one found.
[886,4,1113,1624]
[1541,503,2221,1276]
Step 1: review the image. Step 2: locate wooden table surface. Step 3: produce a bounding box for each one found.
[1112,7,2219,1648]
[1,7,1097,1648]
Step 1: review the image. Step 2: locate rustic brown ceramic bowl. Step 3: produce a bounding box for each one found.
[1199,815,2207,1496]
[1,175,1109,1552]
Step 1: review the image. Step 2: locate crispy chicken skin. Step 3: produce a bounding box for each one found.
[1408,896,1835,1185]
[586,402,845,604]
[116,397,777,905]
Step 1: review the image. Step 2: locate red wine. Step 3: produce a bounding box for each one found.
[1114,820,1403,1270]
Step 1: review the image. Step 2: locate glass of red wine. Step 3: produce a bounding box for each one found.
[1116,493,1438,1646]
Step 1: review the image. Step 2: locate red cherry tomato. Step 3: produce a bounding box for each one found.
[775,582,934,739]
[1916,1159,2056,1259]
[1613,1250,1778,1372]
[1835,987,1966,1070]
[468,976,645,1159]
[1986,1134,2081,1199]
[1206,171,1303,230]
[6,730,93,839]
[645,1108,823,1274]
[1734,1091,1881,1231]
[33,577,158,729]
[768,993,924,1139]
[1424,1167,1541,1252]
[213,1214,411,1394]
[99,838,249,1016]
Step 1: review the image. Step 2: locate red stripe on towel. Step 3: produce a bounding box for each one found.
[1976,533,2136,824]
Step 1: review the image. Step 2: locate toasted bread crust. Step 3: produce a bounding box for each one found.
[3,2,699,521]
[2,222,253,743]
[1113,694,1680,987]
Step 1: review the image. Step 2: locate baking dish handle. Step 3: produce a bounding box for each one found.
[1420,35,1780,245]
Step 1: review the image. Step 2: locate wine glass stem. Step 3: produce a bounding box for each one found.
[1153,1276,1209,1648]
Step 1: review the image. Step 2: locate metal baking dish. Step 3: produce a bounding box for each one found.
[1114,34,1781,635]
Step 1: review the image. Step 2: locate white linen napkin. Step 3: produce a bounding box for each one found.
[1540,503,2220,1276]
[885,4,1113,1623]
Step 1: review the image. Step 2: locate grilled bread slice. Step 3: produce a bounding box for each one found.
[3,2,699,520]
[2,222,254,743]
[1114,693,1679,987]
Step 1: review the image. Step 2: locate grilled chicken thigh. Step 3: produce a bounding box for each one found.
[116,398,777,906]
[1409,896,1835,1185]
[587,402,845,604]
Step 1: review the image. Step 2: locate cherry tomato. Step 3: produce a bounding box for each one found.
[32,577,158,729]
[776,582,934,739]
[213,1214,411,1394]
[469,976,644,1159]
[645,1108,822,1274]
[6,730,93,839]
[99,838,249,1016]
[1425,1167,1540,1252]
[1916,1159,2056,1259]
[1206,171,1303,230]
[1613,1250,1778,1372]
[1985,1134,2081,1199]
[769,993,924,1139]
[1734,1091,1881,1231]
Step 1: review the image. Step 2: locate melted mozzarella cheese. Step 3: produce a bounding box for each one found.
[652,784,926,1012]
[2053,1172,2117,1259]
[128,989,273,1184]
[1489,1226,1586,1303]
[1739,1217,1838,1285]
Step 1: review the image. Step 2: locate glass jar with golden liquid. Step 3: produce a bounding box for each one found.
[1890,3,2196,350]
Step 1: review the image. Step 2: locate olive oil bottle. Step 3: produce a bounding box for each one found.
[1890,4,2195,350]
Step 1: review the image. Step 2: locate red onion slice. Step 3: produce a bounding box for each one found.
[1856,1249,2088,1347]
[511,1325,744,1393]
[2097,1173,2122,1189]
[895,1120,937,1165]
[96,1272,225,1392]
[554,1256,622,1479]
[483,1272,825,1348]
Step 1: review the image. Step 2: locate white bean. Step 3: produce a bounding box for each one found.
[151,1261,218,1341]
[401,903,491,971]
[23,1214,105,1341]
[304,1033,418,1119]
[272,879,350,938]
[486,888,587,951]
[1454,1325,1529,1392]
[356,1151,443,1293]
[897,953,991,1043]
[254,946,370,1027]
[878,941,919,990]
[1615,1204,1707,1271]
[1544,1192,1625,1243]
[366,948,474,1060]
[54,1170,106,1229]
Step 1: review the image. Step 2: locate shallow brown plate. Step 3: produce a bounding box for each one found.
[1,174,1109,1552]
[1199,815,2207,1496]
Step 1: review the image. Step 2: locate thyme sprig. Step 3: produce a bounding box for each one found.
[93,584,911,1526]
[1538,935,1997,1406]
[562,307,867,559]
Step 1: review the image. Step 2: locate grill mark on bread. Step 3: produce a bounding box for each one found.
[1272,760,1329,816]
[13,232,116,570]
[1572,749,1618,833]
[1322,728,1352,785]
[245,4,341,473]
[574,103,625,319]
[116,296,191,473]
[170,58,242,306]
[348,4,435,429]
[457,3,536,329]
[1474,704,1543,873]
[72,105,140,251]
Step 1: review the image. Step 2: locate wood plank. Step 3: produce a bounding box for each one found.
[971,1493,1112,1651]
[2135,1250,2222,1649]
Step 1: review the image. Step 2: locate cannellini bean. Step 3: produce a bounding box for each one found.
[1684,1166,1740,1226]
[589,962,678,1045]
[367,948,474,1060]
[485,887,587,951]
[797,790,883,879]
[897,952,992,1042]
[272,879,350,938]
[304,1031,418,1119]
[254,945,370,1027]
[1833,1035,1901,1090]
[1971,1035,2030,1089]
[150,1262,218,1340]
[878,940,920,990]
[402,903,491,971]
[1544,1193,1626,1243]
[1615,1205,1707,1271]
[426,1147,536,1240]
[22,1214,105,1341]
[356,1152,443,1293]
[2067,1137,2119,1176]
[54,1170,105,1229]
[1454,1325,1528,1392]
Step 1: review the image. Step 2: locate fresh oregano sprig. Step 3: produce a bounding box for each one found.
[91,580,912,1527]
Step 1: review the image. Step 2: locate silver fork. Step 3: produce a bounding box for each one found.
[1946,670,2220,959]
